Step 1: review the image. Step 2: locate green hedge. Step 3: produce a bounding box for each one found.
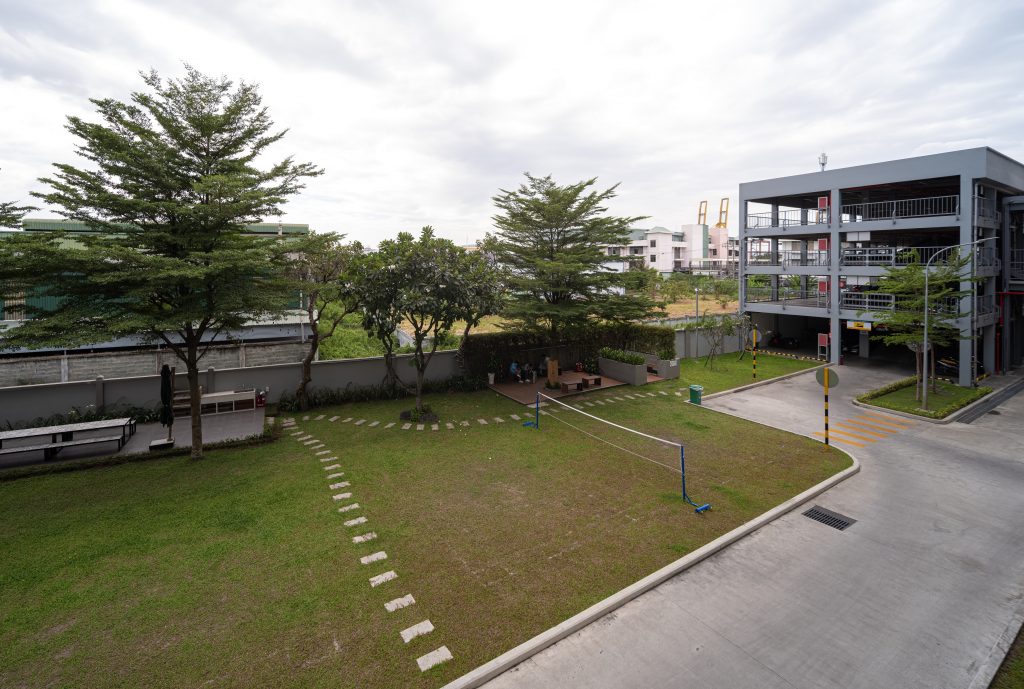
[461,323,674,377]
[275,374,487,411]
[598,347,646,365]
[857,377,992,419]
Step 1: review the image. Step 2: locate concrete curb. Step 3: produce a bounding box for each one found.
[701,362,827,401]
[966,597,1024,689]
[440,448,860,689]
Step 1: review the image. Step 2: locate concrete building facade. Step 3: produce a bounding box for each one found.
[738,147,1024,386]
[606,226,689,276]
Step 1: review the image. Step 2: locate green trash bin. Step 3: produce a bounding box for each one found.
[689,384,704,405]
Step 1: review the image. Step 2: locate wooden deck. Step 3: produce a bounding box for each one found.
[489,371,628,405]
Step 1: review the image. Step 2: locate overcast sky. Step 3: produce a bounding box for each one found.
[1,0,1022,246]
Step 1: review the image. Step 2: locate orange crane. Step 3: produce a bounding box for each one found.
[715,197,729,228]
[697,200,708,225]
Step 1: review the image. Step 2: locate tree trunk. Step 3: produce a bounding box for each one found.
[297,328,318,411]
[415,364,425,412]
[186,343,203,460]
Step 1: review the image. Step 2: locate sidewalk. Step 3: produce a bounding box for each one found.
[469,362,1024,689]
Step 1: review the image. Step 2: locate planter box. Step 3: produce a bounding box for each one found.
[598,357,647,386]
[636,352,679,380]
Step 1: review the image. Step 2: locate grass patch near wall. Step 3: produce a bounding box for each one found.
[675,353,820,394]
[857,377,991,419]
[990,622,1024,689]
[0,387,850,689]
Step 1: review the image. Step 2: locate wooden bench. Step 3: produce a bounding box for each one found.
[0,434,125,460]
[582,375,602,388]
[560,381,583,393]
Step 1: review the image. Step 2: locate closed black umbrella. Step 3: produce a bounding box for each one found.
[159,364,174,440]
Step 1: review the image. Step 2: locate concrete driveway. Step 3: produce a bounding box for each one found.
[474,362,1024,689]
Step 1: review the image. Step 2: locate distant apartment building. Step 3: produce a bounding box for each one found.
[738,147,1024,385]
[606,226,689,276]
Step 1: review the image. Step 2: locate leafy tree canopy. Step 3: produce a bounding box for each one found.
[486,174,663,338]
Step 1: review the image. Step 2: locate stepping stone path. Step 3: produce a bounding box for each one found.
[431,424,439,431]
[345,516,368,527]
[369,570,397,587]
[385,594,415,612]
[329,416,340,422]
[659,391,668,395]
[584,402,595,407]
[493,417,504,423]
[330,482,350,490]
[417,646,453,672]
[510,414,521,421]
[354,419,365,426]
[416,424,424,431]
[359,551,387,565]
[385,422,396,429]
[369,421,379,427]
[326,472,344,479]
[353,532,377,544]
[461,421,470,427]
[333,492,352,501]
[342,418,353,423]
[323,464,341,470]
[316,450,331,456]
[402,423,412,430]
[315,415,325,420]
[319,456,337,463]
[400,620,434,643]
[477,419,488,425]
[338,503,359,513]
[303,416,310,421]
[446,423,454,430]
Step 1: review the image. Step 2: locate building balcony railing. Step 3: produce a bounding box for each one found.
[841,195,959,223]
[746,250,830,266]
[746,209,829,230]
[974,196,1001,224]
[840,291,960,314]
[1010,250,1024,280]
[977,294,996,317]
[840,245,999,269]
[744,287,831,309]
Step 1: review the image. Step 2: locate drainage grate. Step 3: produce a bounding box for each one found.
[802,505,856,531]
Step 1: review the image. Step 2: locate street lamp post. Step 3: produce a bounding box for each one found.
[694,287,700,318]
[922,236,996,410]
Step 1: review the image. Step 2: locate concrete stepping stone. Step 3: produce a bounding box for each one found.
[675,391,682,396]
[416,424,424,431]
[360,551,387,565]
[291,431,304,436]
[315,415,325,420]
[402,423,412,430]
[385,594,415,612]
[303,439,318,445]
[345,516,368,526]
[446,422,454,430]
[337,503,359,513]
[659,391,668,395]
[319,456,338,463]
[493,417,504,423]
[303,415,310,421]
[594,400,605,405]
[329,416,340,422]
[316,449,331,456]
[310,443,324,450]
[623,395,635,400]
[342,417,353,423]
[326,472,345,479]
[431,424,439,431]
[477,418,488,425]
[267,417,276,425]
[417,646,453,672]
[584,402,595,407]
[323,464,341,470]
[368,421,379,427]
[384,422,396,429]
[401,620,434,643]
[510,414,521,420]
[354,419,365,426]
[460,420,470,427]
[369,570,397,587]
[333,492,352,501]
[330,481,350,490]
[646,392,657,397]
[353,532,377,544]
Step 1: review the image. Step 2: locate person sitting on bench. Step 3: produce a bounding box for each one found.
[521,362,534,382]
[509,360,522,383]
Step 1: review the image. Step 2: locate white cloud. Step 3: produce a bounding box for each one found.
[0,0,1022,245]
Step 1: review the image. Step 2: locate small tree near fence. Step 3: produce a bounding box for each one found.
[701,313,750,371]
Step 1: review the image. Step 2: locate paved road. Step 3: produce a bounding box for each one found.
[478,363,1024,689]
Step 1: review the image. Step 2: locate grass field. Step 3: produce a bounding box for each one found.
[991,623,1024,689]
[862,379,991,419]
[0,382,848,688]
[677,352,820,394]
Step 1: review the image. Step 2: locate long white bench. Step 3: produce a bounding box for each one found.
[0,435,125,460]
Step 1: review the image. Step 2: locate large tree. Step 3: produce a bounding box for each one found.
[0,67,320,458]
[288,232,363,411]
[359,228,499,414]
[487,173,663,381]
[862,250,974,406]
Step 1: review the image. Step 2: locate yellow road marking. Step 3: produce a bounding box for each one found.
[832,421,890,440]
[849,414,909,431]
[858,410,915,427]
[837,418,901,435]
[813,431,867,448]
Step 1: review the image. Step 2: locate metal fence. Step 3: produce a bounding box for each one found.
[840,194,959,223]
[745,208,829,229]
[1011,250,1024,280]
[744,287,830,308]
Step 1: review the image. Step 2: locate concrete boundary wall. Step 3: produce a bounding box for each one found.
[674,328,744,359]
[0,350,461,426]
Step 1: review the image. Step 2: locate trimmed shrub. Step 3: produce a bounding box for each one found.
[598,347,646,365]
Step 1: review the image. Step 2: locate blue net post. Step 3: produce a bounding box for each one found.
[680,446,686,501]
[535,392,540,429]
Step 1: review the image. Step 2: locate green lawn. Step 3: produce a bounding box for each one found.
[0,387,850,688]
[861,379,991,419]
[991,623,1024,689]
[675,352,820,394]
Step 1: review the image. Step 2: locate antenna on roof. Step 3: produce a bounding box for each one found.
[818,152,828,172]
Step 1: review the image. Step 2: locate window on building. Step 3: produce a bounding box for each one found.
[649,240,657,248]
[608,247,620,256]
[673,233,685,243]
[650,254,656,263]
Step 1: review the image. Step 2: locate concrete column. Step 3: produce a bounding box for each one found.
[958,176,974,386]
[60,352,69,383]
[982,323,996,375]
[859,330,871,358]
[206,366,215,394]
[829,188,842,364]
[739,199,748,310]
[771,204,780,227]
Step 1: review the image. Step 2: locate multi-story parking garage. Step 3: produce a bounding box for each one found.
[738,147,1024,386]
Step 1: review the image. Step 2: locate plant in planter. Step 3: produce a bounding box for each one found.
[400,405,439,423]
